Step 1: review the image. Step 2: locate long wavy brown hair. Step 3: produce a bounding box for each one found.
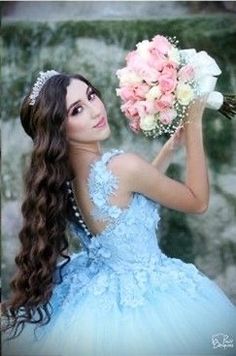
[1,72,102,340]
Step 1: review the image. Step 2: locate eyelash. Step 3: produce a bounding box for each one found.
[71,90,97,116]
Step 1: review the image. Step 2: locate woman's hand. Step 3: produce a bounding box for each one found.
[163,94,208,152]
[152,125,185,173]
[167,126,186,152]
[185,94,209,124]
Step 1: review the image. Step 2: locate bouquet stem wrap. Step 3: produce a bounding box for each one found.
[218,94,236,120]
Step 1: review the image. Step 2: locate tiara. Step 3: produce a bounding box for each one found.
[29,70,59,106]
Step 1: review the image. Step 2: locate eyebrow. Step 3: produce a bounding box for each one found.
[67,85,91,114]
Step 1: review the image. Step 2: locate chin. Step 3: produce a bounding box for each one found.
[101,126,111,138]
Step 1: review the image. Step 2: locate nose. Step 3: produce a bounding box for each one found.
[88,102,100,119]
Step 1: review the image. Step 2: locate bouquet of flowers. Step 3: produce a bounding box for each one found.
[116,34,236,138]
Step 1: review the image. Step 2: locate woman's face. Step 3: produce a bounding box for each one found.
[65,79,111,144]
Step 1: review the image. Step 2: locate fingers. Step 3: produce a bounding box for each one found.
[175,125,184,137]
[187,95,208,119]
[170,126,185,150]
[201,93,210,101]
[197,94,209,109]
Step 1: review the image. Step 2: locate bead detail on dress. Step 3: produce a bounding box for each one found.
[66,180,93,239]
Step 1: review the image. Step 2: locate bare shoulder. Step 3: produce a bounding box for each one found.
[109,150,155,172]
[108,152,153,192]
[107,152,146,175]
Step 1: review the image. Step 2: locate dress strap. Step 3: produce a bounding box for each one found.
[65,148,125,243]
[87,148,125,223]
[101,148,125,166]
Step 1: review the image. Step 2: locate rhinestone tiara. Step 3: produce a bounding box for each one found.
[29,70,59,106]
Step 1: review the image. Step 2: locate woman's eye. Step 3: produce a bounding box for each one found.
[88,91,96,100]
[71,105,83,116]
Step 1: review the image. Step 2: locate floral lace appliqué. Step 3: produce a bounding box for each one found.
[87,148,125,224]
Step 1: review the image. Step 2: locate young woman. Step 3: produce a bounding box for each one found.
[2,70,236,356]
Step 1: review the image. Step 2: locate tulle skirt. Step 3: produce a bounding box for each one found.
[2,251,236,356]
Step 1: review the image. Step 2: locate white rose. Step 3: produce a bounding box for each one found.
[140,114,157,131]
[168,47,180,65]
[145,85,161,101]
[206,91,223,110]
[136,40,151,59]
[120,71,143,86]
[197,75,217,95]
[176,83,194,106]
[189,51,222,78]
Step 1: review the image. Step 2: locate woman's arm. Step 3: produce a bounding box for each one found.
[109,96,209,213]
[184,96,209,209]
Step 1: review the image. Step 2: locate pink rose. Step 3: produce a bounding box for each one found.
[135,100,156,117]
[133,83,150,99]
[135,101,147,117]
[162,62,177,77]
[149,40,168,71]
[125,50,137,64]
[152,35,172,55]
[165,58,179,69]
[147,54,166,72]
[116,83,149,102]
[126,52,145,70]
[154,93,175,112]
[144,100,156,115]
[178,64,195,82]
[159,109,177,125]
[121,100,139,120]
[135,100,157,117]
[127,53,159,85]
[116,87,135,101]
[158,74,177,94]
[136,63,159,85]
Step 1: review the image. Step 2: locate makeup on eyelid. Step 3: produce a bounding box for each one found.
[69,88,96,115]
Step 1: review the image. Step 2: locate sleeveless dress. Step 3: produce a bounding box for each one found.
[2,148,236,356]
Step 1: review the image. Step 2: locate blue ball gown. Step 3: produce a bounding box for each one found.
[2,148,236,356]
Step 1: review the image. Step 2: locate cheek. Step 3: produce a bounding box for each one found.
[100,100,106,112]
[66,116,95,142]
[66,118,86,139]
[95,97,105,110]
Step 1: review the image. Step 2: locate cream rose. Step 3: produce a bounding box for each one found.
[140,114,157,131]
[176,83,194,105]
[145,85,161,101]
[120,71,143,86]
[168,47,180,65]
[136,40,151,59]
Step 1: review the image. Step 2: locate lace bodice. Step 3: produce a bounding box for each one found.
[68,148,161,257]
[53,148,207,313]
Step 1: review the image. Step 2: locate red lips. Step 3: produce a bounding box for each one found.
[93,117,106,128]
